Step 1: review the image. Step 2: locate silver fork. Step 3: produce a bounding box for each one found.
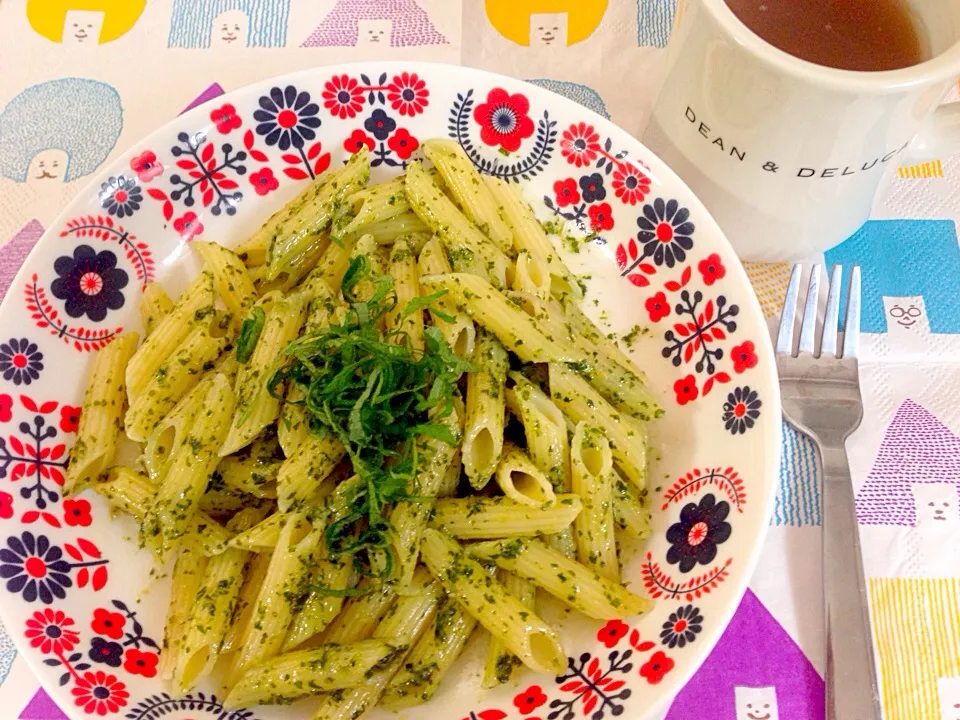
[776,265,880,720]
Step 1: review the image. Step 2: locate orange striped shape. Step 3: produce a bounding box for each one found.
[742,262,793,319]
[897,159,944,179]
[869,577,960,720]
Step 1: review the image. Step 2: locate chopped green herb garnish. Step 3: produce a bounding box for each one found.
[236,306,266,364]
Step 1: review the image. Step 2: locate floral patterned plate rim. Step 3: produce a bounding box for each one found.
[0,62,780,720]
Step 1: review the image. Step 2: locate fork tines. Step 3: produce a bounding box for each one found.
[776,264,861,359]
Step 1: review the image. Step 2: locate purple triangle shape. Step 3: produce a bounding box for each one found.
[664,589,824,720]
[181,82,225,114]
[0,220,44,302]
[19,687,68,720]
[855,399,960,526]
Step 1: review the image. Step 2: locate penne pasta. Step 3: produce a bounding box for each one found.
[422,138,514,255]
[139,283,173,336]
[64,332,138,496]
[483,570,536,688]
[192,240,257,326]
[613,471,652,540]
[213,454,280,499]
[495,442,556,506]
[275,432,345,513]
[570,422,619,581]
[318,579,396,646]
[221,551,271,654]
[420,529,566,675]
[386,238,424,352]
[430,494,581,539]
[462,331,507,489]
[417,237,475,358]
[512,249,551,300]
[470,538,652,619]
[158,542,208,680]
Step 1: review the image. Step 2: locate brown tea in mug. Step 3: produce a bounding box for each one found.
[723,0,926,71]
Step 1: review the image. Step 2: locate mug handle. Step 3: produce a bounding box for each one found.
[907,102,960,161]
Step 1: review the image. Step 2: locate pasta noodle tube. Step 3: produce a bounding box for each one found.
[63,332,138,496]
[420,529,566,675]
[224,639,407,709]
[469,538,652,619]
[145,373,236,556]
[318,579,396,645]
[505,371,570,492]
[299,235,355,300]
[422,138,515,255]
[139,283,172,336]
[381,594,479,708]
[405,161,510,288]
[192,240,257,325]
[419,273,585,364]
[570,423,619,581]
[220,291,308,456]
[549,363,648,491]
[124,314,229,442]
[483,570,536,688]
[213,454,280,499]
[309,569,442,720]
[417,237,475,358]
[512,249,551,300]
[276,432,345,513]
[172,510,259,695]
[282,548,352,652]
[386,238,424,352]
[429,494,582,539]
[462,331,507,489]
[126,271,215,401]
[158,542,208,680]
[265,148,369,281]
[343,175,408,235]
[495,442,557,506]
[221,551,271,653]
[613,471,652,539]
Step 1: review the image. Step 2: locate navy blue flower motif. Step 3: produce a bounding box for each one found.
[98,176,142,218]
[254,85,321,151]
[579,173,606,203]
[666,493,731,573]
[0,532,72,604]
[722,386,762,435]
[0,338,43,385]
[89,636,123,667]
[50,246,128,323]
[636,198,695,268]
[364,109,397,141]
[660,604,703,648]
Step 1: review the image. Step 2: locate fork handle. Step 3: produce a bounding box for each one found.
[822,445,882,720]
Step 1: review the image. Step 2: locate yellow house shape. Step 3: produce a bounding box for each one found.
[485,0,608,46]
[27,0,146,44]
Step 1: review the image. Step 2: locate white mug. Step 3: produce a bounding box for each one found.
[641,0,960,261]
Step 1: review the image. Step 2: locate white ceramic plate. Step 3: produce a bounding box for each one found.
[0,62,778,720]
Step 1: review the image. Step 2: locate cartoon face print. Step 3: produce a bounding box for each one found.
[26,149,68,184]
[734,686,780,720]
[938,676,960,720]
[357,18,391,46]
[530,12,568,46]
[883,296,930,335]
[912,484,959,530]
[211,9,248,46]
[62,10,104,45]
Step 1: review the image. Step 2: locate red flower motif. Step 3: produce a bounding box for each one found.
[645,292,670,322]
[387,72,429,116]
[612,164,651,205]
[59,405,81,433]
[322,74,365,119]
[513,685,547,714]
[0,492,12,520]
[473,88,535,153]
[210,103,242,134]
[560,122,601,168]
[597,618,629,648]
[554,178,580,207]
[461,712,507,720]
[91,608,126,640]
[588,202,614,232]
[129,150,163,183]
[0,393,12,422]
[25,609,79,654]
[388,128,419,160]
[698,253,726,286]
[639,651,675,684]
[173,211,203,242]
[674,375,699,406]
[249,167,279,196]
[344,129,375,154]
[731,341,758,374]
[72,670,128,716]
[123,648,159,678]
[63,498,92,527]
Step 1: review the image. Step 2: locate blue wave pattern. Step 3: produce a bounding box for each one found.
[772,419,821,526]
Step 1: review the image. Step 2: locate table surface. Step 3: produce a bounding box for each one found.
[2,2,960,719]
